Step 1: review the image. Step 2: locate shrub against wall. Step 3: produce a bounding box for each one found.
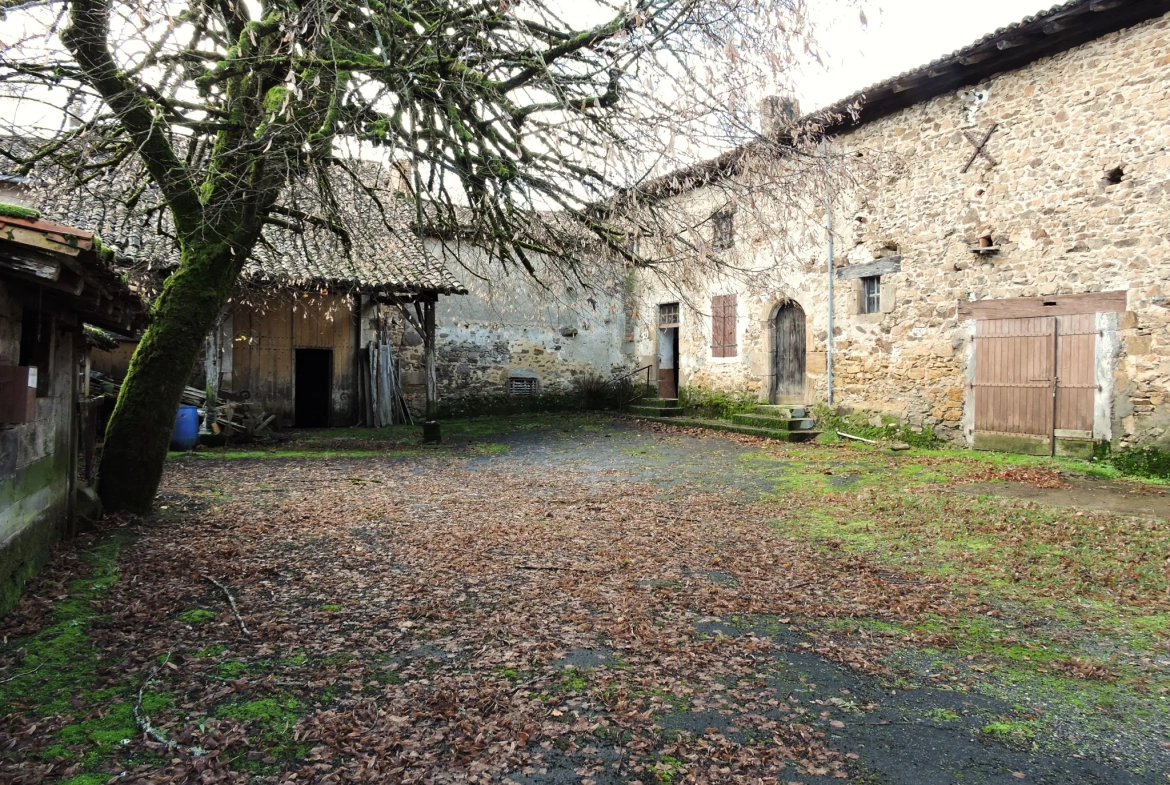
[813,405,942,449]
[1093,444,1170,481]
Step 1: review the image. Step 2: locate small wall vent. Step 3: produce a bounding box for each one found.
[507,377,538,396]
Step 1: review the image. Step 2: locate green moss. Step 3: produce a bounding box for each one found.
[925,708,961,722]
[217,660,248,678]
[193,644,228,657]
[264,85,290,115]
[981,720,1036,744]
[0,534,184,779]
[216,696,306,760]
[677,386,760,420]
[0,535,127,715]
[59,775,111,785]
[179,608,217,623]
[0,202,40,221]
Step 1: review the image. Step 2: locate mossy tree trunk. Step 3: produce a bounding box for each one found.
[99,231,257,513]
[62,0,284,512]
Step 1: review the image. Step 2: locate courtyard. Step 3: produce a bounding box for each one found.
[2,413,1169,784]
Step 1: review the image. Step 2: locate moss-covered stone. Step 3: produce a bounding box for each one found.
[0,451,74,613]
[0,202,41,221]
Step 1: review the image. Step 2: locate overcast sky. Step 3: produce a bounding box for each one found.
[797,0,1061,110]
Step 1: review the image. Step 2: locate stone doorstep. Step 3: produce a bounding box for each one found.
[627,405,687,417]
[753,404,812,418]
[639,398,680,407]
[637,415,821,443]
[731,413,817,431]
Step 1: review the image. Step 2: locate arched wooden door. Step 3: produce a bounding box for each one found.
[771,302,806,404]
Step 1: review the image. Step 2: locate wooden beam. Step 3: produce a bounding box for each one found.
[957,290,1126,319]
[0,224,83,256]
[423,298,437,421]
[835,256,902,280]
[958,51,996,65]
[0,251,60,281]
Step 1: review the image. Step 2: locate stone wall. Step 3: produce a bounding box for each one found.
[392,241,631,415]
[634,10,1170,447]
[0,280,78,612]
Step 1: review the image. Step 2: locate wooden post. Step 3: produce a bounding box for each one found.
[422,296,440,443]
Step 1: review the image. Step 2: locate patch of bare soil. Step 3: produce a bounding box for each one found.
[958,476,1170,519]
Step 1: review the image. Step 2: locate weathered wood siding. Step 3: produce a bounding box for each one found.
[90,341,136,377]
[229,294,359,426]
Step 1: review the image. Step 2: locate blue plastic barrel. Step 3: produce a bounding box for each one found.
[170,405,200,450]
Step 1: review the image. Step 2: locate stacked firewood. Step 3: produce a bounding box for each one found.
[88,371,273,437]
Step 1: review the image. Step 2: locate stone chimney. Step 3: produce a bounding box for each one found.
[759,96,801,139]
[390,158,414,194]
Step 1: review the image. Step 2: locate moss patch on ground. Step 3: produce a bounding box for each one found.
[0,532,174,779]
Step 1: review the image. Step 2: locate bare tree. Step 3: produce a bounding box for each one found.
[0,0,851,511]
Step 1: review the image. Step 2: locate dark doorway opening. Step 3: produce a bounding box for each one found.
[771,302,806,404]
[295,348,332,428]
[657,303,680,399]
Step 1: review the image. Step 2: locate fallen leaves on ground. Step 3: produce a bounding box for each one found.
[0,455,965,784]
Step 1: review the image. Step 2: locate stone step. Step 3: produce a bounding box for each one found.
[753,405,812,418]
[639,398,680,408]
[628,405,687,417]
[636,416,821,443]
[731,413,817,431]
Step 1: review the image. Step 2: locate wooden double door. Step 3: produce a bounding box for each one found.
[972,314,1096,455]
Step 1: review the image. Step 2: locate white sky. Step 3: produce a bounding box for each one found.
[797,0,1061,111]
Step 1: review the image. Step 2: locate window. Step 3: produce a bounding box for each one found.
[507,376,538,396]
[712,211,734,250]
[658,302,679,327]
[18,309,51,396]
[711,294,738,357]
[860,276,881,315]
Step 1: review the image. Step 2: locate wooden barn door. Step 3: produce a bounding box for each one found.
[771,303,806,404]
[1053,313,1097,441]
[973,315,1096,455]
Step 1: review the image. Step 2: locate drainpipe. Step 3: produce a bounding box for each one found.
[823,138,835,405]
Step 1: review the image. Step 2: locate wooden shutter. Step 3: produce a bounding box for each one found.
[711,296,725,357]
[725,295,737,356]
[711,295,737,357]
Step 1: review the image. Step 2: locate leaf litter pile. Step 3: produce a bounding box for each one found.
[0,455,973,784]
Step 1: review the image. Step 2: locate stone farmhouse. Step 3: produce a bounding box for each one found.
[630,0,1170,456]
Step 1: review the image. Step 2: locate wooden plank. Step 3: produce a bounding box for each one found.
[726,296,737,356]
[0,224,82,256]
[834,256,902,281]
[959,290,1125,319]
[1055,313,1095,434]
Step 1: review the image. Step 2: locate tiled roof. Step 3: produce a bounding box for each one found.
[4,145,465,296]
[631,0,1170,200]
[815,0,1170,133]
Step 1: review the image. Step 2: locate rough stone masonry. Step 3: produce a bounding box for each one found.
[633,3,1170,449]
